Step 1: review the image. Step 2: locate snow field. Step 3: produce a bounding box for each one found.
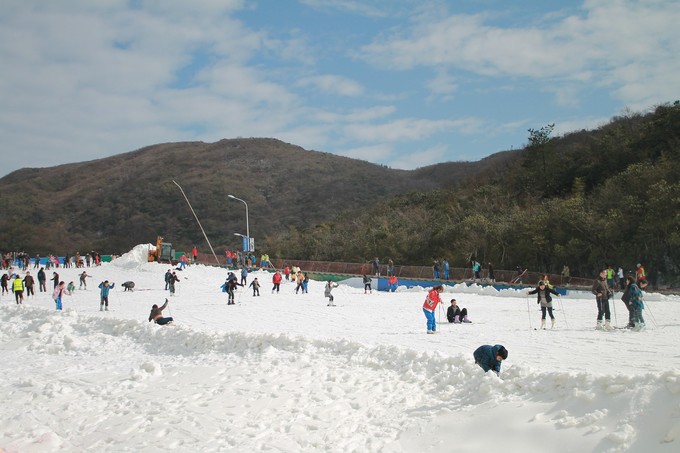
[1,244,680,452]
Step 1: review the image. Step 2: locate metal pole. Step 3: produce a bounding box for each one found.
[172,180,221,266]
[228,195,250,251]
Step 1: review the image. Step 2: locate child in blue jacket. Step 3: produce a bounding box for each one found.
[473,344,508,376]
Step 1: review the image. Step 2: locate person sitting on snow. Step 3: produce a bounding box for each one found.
[473,344,508,376]
[148,298,173,325]
[446,299,471,323]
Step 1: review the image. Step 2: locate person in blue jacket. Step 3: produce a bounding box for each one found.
[98,280,115,311]
[473,344,508,375]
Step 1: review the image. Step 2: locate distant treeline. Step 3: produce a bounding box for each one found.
[267,102,680,287]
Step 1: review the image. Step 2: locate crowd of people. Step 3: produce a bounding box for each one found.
[2,247,656,376]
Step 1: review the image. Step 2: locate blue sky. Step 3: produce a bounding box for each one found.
[1,0,679,177]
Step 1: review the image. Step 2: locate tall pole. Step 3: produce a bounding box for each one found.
[173,180,221,265]
[228,194,250,251]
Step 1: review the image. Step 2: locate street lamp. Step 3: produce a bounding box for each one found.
[228,195,250,251]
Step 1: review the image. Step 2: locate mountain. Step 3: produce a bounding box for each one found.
[0,138,496,254]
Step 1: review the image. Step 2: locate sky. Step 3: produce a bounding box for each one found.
[1,0,679,178]
[1,244,680,452]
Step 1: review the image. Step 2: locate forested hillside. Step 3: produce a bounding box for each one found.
[268,102,680,287]
[0,138,483,255]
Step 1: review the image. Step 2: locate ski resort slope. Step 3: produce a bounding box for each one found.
[1,245,679,452]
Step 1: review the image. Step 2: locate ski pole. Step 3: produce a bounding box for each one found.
[557,295,570,329]
[526,295,533,330]
[610,292,618,326]
[643,302,658,328]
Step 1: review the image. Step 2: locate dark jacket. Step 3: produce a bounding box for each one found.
[528,285,560,307]
[592,277,612,299]
[473,344,505,374]
[148,300,168,322]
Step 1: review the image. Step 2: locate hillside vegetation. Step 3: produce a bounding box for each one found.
[0,138,480,255]
[1,102,678,286]
[269,102,680,286]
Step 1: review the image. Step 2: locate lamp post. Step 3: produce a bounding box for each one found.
[228,195,250,251]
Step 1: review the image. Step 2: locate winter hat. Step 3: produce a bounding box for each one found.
[497,346,508,360]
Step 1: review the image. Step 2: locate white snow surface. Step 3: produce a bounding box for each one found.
[2,244,680,453]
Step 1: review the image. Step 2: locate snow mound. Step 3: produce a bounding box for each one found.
[111,244,154,270]
[2,307,680,453]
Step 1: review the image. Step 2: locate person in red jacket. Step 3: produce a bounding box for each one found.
[422,285,444,334]
[272,270,283,293]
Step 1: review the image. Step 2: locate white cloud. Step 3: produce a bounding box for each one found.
[297,75,364,96]
[344,117,482,142]
[358,1,680,106]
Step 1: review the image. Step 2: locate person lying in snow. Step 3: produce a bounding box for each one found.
[148,298,173,325]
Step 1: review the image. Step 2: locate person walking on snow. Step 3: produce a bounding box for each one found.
[325,280,339,306]
[528,280,560,329]
[473,344,508,376]
[592,269,613,330]
[249,278,261,296]
[98,280,115,311]
[363,274,372,294]
[79,271,90,289]
[52,281,71,310]
[23,271,35,298]
[37,268,47,292]
[422,285,444,334]
[12,274,25,304]
[168,272,179,296]
[272,270,282,293]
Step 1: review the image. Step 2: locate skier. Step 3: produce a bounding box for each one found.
[325,280,339,306]
[249,277,261,296]
[98,280,115,311]
[592,269,613,330]
[473,344,508,376]
[624,277,647,331]
[52,281,71,310]
[528,281,560,329]
[148,298,173,325]
[422,285,444,334]
[446,299,471,323]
